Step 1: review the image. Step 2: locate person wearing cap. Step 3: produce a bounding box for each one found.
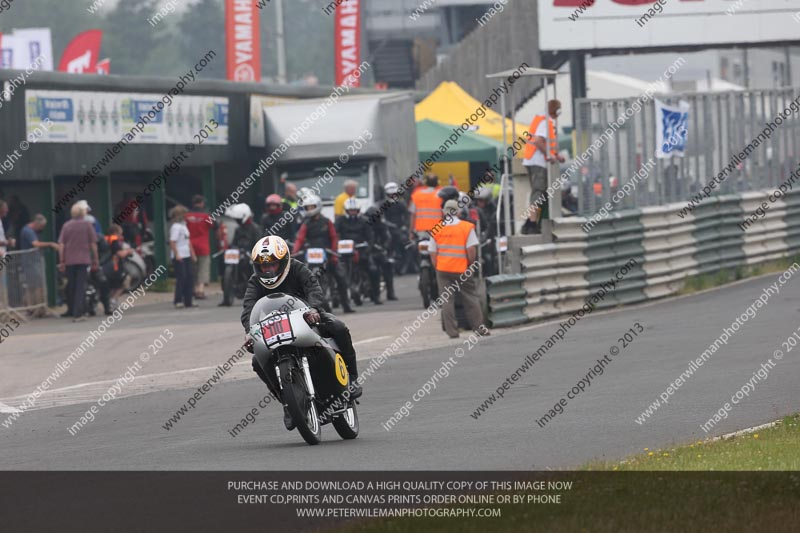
[429,199,487,339]
[334,179,359,219]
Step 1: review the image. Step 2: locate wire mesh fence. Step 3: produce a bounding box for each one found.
[0,249,47,316]
[570,88,800,217]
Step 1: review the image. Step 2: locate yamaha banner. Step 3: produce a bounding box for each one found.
[334,0,361,87]
[225,0,261,82]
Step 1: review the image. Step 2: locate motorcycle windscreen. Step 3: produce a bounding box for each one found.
[248,293,307,328]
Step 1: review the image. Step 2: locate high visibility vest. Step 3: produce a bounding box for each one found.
[411,188,442,231]
[105,234,123,271]
[522,115,557,161]
[433,220,474,274]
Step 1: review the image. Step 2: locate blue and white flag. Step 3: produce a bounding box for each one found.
[655,99,689,159]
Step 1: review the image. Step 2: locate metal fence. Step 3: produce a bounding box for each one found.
[571,88,800,217]
[0,249,47,319]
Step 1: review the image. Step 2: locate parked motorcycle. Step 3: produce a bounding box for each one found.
[220,247,251,306]
[337,240,370,306]
[301,247,335,313]
[384,220,416,275]
[249,293,359,445]
[413,235,438,309]
[123,245,146,292]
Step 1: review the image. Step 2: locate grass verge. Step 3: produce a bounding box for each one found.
[679,253,800,295]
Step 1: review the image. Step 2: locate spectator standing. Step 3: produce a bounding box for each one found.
[429,200,487,339]
[0,200,13,308]
[0,200,14,255]
[333,179,358,219]
[409,175,442,240]
[169,205,196,309]
[58,203,99,322]
[521,99,564,234]
[20,214,59,252]
[282,181,299,211]
[185,195,214,300]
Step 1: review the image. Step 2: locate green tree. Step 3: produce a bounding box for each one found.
[178,0,225,79]
[102,0,181,76]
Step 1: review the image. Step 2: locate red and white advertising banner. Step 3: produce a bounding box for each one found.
[225,0,261,82]
[58,29,102,74]
[334,0,361,87]
[95,58,110,75]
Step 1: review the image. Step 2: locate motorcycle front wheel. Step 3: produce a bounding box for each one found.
[280,359,322,445]
[332,402,359,440]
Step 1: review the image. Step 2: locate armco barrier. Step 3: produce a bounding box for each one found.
[485,188,800,327]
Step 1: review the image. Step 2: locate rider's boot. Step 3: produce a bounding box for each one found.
[348,375,362,399]
[283,405,295,431]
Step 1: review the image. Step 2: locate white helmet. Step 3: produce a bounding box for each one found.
[475,186,492,201]
[344,197,360,215]
[226,203,253,224]
[300,194,322,217]
[384,182,399,196]
[251,236,291,289]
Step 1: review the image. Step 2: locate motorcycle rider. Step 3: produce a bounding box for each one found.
[261,194,297,244]
[292,194,355,313]
[220,204,260,307]
[229,204,261,253]
[365,206,397,301]
[381,182,413,275]
[336,198,381,305]
[382,182,409,229]
[242,236,362,430]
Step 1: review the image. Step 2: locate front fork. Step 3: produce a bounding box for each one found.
[276,355,316,400]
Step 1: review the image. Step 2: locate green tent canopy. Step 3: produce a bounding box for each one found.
[416,119,503,163]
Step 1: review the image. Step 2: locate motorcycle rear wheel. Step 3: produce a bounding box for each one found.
[419,268,432,308]
[222,267,235,306]
[280,359,322,445]
[332,402,359,440]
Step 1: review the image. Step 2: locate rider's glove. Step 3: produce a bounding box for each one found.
[304,309,321,325]
[244,334,255,354]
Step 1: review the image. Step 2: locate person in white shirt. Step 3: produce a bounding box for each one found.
[522,100,565,234]
[169,205,197,309]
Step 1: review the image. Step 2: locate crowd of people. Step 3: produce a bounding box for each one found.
[0,170,507,339]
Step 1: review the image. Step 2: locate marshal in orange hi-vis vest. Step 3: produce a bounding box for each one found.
[522,115,557,161]
[411,188,442,232]
[433,220,475,273]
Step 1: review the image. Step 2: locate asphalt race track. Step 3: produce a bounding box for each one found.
[1,273,798,470]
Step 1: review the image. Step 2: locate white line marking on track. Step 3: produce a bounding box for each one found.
[711,420,781,442]
[354,335,392,346]
[0,401,22,413]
